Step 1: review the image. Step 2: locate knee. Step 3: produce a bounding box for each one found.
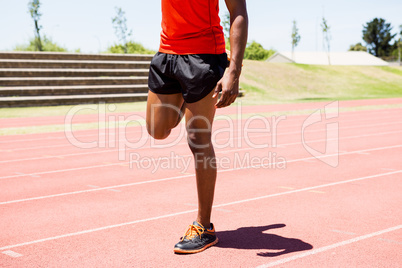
[146,123,171,140]
[187,131,212,154]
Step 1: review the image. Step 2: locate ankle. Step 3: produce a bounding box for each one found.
[197,219,211,229]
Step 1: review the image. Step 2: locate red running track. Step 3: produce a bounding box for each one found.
[0,98,401,267]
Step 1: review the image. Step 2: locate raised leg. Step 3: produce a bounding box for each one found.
[146,91,184,140]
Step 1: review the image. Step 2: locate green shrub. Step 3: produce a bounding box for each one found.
[14,36,67,52]
[349,42,367,52]
[107,41,155,54]
[244,41,276,61]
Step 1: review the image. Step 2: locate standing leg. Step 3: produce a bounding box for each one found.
[185,89,218,229]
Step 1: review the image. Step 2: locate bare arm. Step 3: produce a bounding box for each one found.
[213,0,248,108]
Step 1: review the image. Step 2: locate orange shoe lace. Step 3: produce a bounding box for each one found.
[181,224,204,241]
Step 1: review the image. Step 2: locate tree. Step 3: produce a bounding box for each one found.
[222,12,230,39]
[398,25,402,65]
[28,0,43,51]
[112,7,132,54]
[321,17,331,65]
[389,25,402,63]
[291,20,301,61]
[244,41,276,61]
[221,12,231,50]
[363,18,396,57]
[349,42,367,52]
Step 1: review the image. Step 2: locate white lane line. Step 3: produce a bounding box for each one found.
[0,174,193,205]
[3,116,402,153]
[107,189,121,193]
[309,190,325,194]
[14,172,40,178]
[0,162,122,180]
[256,225,402,268]
[1,145,401,205]
[376,238,402,245]
[2,250,23,257]
[0,170,400,251]
[215,208,233,212]
[1,108,400,144]
[212,170,402,208]
[0,148,120,164]
[278,186,295,190]
[0,208,198,251]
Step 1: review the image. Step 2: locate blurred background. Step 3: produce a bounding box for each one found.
[1,0,401,60]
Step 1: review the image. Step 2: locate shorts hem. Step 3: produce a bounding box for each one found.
[184,86,215,103]
[148,88,181,95]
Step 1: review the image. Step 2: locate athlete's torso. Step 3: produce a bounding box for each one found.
[159,0,226,54]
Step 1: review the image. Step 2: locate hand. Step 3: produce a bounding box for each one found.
[212,71,239,108]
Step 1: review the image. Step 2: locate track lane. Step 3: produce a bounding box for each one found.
[0,145,400,246]
[0,129,401,202]
[1,100,401,267]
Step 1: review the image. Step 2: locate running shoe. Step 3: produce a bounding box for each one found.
[174,221,218,254]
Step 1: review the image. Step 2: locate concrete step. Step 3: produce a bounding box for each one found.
[0,51,154,61]
[0,93,148,107]
[0,84,149,96]
[0,59,151,69]
[0,68,149,77]
[0,76,148,86]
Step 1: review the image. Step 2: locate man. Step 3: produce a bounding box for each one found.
[146,0,248,254]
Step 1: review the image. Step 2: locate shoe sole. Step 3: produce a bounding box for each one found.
[173,238,219,254]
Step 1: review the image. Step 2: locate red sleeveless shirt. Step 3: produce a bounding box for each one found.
[159,0,226,55]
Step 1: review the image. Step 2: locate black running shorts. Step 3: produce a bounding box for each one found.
[148,52,228,103]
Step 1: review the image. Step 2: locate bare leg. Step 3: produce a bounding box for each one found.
[185,90,218,229]
[146,91,184,139]
[147,89,218,229]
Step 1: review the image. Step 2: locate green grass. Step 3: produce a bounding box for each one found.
[239,61,402,105]
[379,66,402,76]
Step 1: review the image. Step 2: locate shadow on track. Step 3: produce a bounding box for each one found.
[216,223,313,257]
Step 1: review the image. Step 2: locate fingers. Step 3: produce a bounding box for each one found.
[213,75,239,108]
[212,81,222,99]
[215,88,238,108]
[215,91,228,108]
[227,90,238,105]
